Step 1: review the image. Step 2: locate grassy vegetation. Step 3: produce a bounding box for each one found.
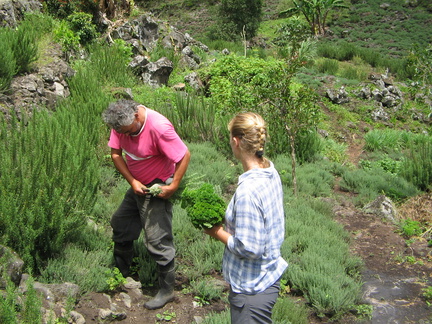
[0,2,431,322]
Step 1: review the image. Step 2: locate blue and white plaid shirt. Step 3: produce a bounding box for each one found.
[223,161,288,294]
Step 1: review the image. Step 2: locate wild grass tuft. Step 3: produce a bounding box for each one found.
[201,309,231,324]
[272,296,310,324]
[190,277,225,303]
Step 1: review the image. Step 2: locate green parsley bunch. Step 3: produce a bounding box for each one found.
[181,183,226,229]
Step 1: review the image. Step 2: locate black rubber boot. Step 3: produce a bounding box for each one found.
[113,241,134,278]
[144,260,175,310]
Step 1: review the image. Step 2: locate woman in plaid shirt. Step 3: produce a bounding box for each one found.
[205,112,288,323]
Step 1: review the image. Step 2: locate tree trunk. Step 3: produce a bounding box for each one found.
[287,127,297,196]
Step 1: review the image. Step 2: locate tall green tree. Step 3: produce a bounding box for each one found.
[217,0,263,40]
[280,0,348,36]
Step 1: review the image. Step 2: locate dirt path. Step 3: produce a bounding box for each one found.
[330,197,432,323]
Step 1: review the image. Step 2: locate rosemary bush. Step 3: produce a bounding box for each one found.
[0,29,16,92]
[281,197,363,318]
[0,274,41,324]
[11,20,39,75]
[340,167,419,205]
[401,138,432,191]
[0,110,100,272]
[190,277,225,303]
[272,296,310,324]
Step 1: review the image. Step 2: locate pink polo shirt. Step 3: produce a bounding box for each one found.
[108,108,188,185]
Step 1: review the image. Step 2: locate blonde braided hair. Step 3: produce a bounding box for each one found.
[228,112,269,165]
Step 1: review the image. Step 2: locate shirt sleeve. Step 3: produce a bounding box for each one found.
[107,129,121,150]
[226,194,266,259]
[157,126,188,163]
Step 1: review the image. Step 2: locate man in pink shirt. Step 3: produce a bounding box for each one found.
[102,99,190,309]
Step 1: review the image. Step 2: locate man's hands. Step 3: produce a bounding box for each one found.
[131,179,147,195]
[132,180,177,199]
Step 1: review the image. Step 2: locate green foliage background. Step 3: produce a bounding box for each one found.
[0,1,431,321]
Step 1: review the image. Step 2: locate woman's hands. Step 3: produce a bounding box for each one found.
[204,225,231,245]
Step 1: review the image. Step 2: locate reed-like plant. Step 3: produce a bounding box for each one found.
[11,20,39,74]
[83,41,136,88]
[401,138,432,191]
[0,29,16,92]
[157,93,229,146]
[316,58,339,75]
[364,129,407,152]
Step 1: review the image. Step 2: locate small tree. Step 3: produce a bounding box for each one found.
[280,0,348,36]
[407,43,432,86]
[259,40,321,195]
[216,0,263,41]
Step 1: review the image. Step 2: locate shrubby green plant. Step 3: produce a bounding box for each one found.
[53,20,81,56]
[200,53,280,115]
[133,236,158,285]
[190,277,225,303]
[322,138,348,164]
[340,167,420,205]
[106,267,127,291]
[316,57,339,75]
[43,0,78,19]
[0,111,100,273]
[273,16,312,50]
[10,17,39,74]
[0,15,40,90]
[359,157,403,176]
[406,43,432,86]
[400,219,423,238]
[19,12,54,37]
[279,0,348,36]
[174,208,223,280]
[296,162,335,197]
[67,12,98,45]
[0,274,41,324]
[84,41,136,87]
[40,244,113,292]
[182,142,241,188]
[281,197,363,318]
